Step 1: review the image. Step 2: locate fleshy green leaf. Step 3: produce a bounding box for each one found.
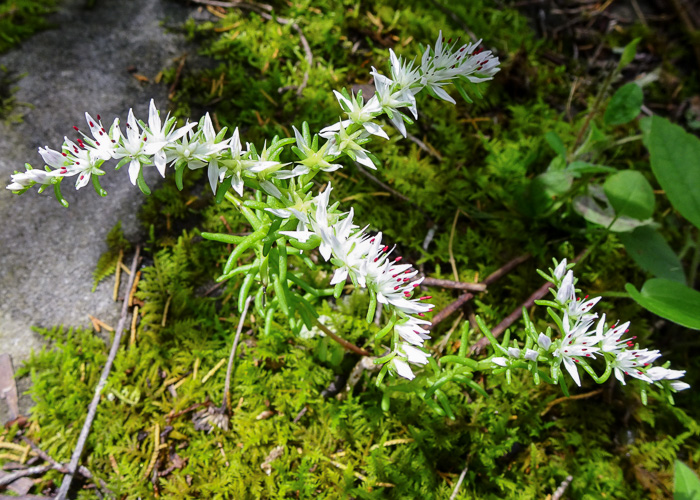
[648,116,700,230]
[603,170,655,220]
[625,279,700,330]
[618,226,685,283]
[675,460,700,500]
[604,83,643,126]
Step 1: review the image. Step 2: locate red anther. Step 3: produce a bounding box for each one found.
[62,153,67,157]
[644,363,650,366]
[111,139,116,143]
[374,257,379,262]
[419,296,432,301]
[99,131,104,136]
[80,175,84,180]
[73,126,79,131]
[624,371,629,375]
[585,354,591,357]
[397,278,402,282]
[582,342,587,345]
[412,283,419,288]
[574,359,579,363]
[448,38,452,43]
[460,47,465,52]
[625,329,629,333]
[403,278,409,282]
[632,336,637,339]
[143,137,147,141]
[564,349,568,353]
[370,238,375,243]
[475,48,483,54]
[418,313,425,317]
[89,121,94,127]
[394,286,400,290]
[382,246,389,252]
[394,256,402,262]
[637,371,643,375]
[584,295,589,300]
[392,274,398,278]
[582,348,587,351]
[97,114,101,120]
[405,270,411,274]
[404,292,411,297]
[101,127,106,132]
[95,141,100,146]
[75,161,80,165]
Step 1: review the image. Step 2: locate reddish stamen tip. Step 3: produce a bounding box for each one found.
[394,256,402,262]
[418,313,425,317]
[62,153,67,157]
[394,286,400,290]
[419,296,432,301]
[382,245,389,252]
[97,114,101,120]
[89,121,94,127]
[73,126,79,131]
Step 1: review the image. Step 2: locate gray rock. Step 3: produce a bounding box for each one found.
[0,0,195,421]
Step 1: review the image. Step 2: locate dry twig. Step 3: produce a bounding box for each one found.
[55,246,141,500]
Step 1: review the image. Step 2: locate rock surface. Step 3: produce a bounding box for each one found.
[0,0,195,421]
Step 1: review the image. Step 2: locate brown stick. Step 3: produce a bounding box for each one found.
[0,465,51,487]
[421,277,486,292]
[314,320,371,357]
[222,296,252,413]
[55,246,141,500]
[429,254,531,330]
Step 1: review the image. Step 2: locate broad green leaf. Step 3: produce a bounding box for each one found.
[675,460,700,500]
[604,83,643,126]
[618,226,685,283]
[649,116,700,230]
[573,192,652,232]
[603,170,655,220]
[545,131,566,158]
[566,162,616,177]
[625,279,700,330]
[617,37,641,70]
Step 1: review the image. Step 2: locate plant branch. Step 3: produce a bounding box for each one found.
[55,246,141,500]
[222,296,252,413]
[422,277,487,291]
[0,465,51,487]
[314,320,371,356]
[429,253,531,330]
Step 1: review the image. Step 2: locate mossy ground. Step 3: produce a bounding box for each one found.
[3,0,700,498]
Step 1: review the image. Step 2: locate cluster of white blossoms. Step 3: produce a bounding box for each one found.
[278,184,434,380]
[491,259,689,392]
[7,31,500,382]
[7,31,499,198]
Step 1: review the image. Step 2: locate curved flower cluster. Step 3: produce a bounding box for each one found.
[279,184,434,380]
[7,31,499,384]
[491,260,689,393]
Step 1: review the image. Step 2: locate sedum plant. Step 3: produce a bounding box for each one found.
[6,31,688,416]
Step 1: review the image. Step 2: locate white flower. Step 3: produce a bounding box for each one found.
[320,91,388,140]
[143,99,196,176]
[553,314,601,386]
[556,270,575,304]
[391,342,430,380]
[646,366,686,381]
[59,138,105,189]
[80,113,120,161]
[491,357,508,367]
[507,347,521,358]
[290,125,342,176]
[389,49,422,90]
[394,314,432,346]
[568,295,601,320]
[6,168,56,190]
[553,259,567,280]
[611,349,662,385]
[596,314,633,354]
[113,109,151,185]
[524,349,539,362]
[370,66,418,137]
[538,333,552,351]
[671,382,691,391]
[326,123,377,169]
